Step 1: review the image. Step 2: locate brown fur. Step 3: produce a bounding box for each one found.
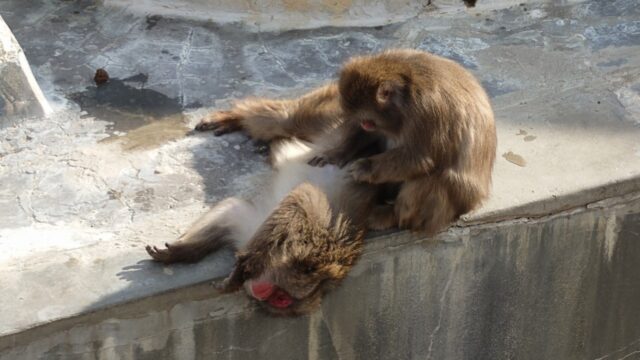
[218,183,365,316]
[147,180,372,316]
[147,48,495,314]
[197,49,496,235]
[318,49,496,235]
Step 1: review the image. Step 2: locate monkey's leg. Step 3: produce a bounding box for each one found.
[394,177,457,236]
[366,205,398,231]
[146,198,253,264]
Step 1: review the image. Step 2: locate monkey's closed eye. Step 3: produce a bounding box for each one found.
[296,261,317,275]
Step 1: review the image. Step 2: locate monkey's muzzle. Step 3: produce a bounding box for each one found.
[360,119,376,131]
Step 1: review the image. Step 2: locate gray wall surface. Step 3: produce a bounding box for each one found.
[2,195,639,360]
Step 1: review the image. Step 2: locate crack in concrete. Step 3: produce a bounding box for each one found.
[426,259,458,360]
[177,28,194,106]
[63,158,137,223]
[594,337,640,360]
[14,174,50,225]
[210,345,256,355]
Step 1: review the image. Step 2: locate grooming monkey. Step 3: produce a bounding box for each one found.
[311,49,496,235]
[196,48,496,235]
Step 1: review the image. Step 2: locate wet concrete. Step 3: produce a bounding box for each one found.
[69,75,190,149]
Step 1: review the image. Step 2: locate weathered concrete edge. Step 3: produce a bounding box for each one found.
[2,185,639,348]
[462,175,640,225]
[0,15,52,118]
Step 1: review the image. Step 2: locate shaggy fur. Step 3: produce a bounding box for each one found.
[147,138,378,315]
[313,49,497,235]
[147,48,496,315]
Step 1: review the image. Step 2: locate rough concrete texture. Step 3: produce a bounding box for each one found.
[0,0,640,356]
[105,0,425,32]
[0,16,51,122]
[2,192,640,359]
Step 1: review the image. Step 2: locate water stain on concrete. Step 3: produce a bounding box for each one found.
[68,75,189,150]
[503,151,526,167]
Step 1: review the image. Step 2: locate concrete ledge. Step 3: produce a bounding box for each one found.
[2,193,639,359]
[0,16,51,123]
[1,0,640,358]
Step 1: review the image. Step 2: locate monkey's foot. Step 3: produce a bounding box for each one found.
[308,155,329,167]
[195,110,243,135]
[347,158,373,182]
[145,242,199,264]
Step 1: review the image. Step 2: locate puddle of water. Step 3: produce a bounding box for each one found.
[69,75,189,150]
[503,151,526,167]
[108,115,189,151]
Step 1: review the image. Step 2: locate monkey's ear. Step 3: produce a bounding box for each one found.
[376,80,403,107]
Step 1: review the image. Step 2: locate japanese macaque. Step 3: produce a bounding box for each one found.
[194,49,496,235]
[310,49,497,235]
[147,48,495,313]
[147,139,380,316]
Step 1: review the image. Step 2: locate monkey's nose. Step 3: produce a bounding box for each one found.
[250,281,275,300]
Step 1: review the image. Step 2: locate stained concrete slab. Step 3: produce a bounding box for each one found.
[0,0,639,348]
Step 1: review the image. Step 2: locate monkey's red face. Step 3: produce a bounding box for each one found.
[246,279,294,309]
[240,268,326,316]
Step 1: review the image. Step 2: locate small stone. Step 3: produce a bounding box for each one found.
[233,145,241,150]
[502,151,526,167]
[94,68,109,85]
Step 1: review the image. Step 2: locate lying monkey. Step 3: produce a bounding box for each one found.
[147,139,381,315]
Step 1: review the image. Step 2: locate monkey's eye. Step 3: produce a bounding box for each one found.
[296,261,316,275]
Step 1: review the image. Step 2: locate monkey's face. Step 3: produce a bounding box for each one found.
[339,56,411,137]
[219,183,364,316]
[240,234,363,316]
[241,261,331,316]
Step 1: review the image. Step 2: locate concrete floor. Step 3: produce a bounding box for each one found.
[0,0,639,339]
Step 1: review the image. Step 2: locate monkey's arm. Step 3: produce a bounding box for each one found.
[195,99,298,140]
[348,148,436,183]
[309,123,381,167]
[196,84,340,142]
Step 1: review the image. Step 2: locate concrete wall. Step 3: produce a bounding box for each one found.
[0,16,51,123]
[2,194,639,360]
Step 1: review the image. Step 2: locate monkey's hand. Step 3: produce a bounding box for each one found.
[308,149,352,168]
[212,275,242,294]
[347,158,374,183]
[145,243,179,263]
[195,110,243,136]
